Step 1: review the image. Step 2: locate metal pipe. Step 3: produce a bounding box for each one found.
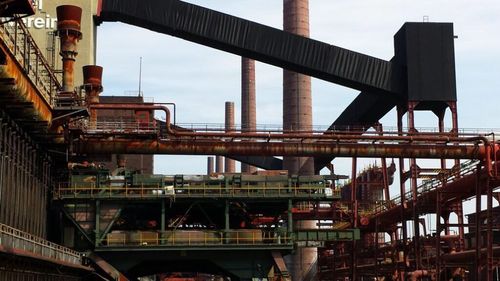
[56,5,82,93]
[75,139,495,159]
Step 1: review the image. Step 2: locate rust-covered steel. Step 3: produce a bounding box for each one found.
[0,44,52,123]
[74,138,495,160]
[83,65,103,127]
[82,103,497,161]
[56,5,82,93]
[82,65,103,104]
[0,18,61,125]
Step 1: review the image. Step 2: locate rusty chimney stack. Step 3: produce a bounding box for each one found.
[283,2,317,281]
[224,101,235,173]
[83,65,103,127]
[83,65,103,104]
[216,156,224,173]
[207,157,215,175]
[283,0,314,176]
[56,5,82,94]
[241,58,257,174]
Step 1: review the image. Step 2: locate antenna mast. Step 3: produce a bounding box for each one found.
[138,56,143,97]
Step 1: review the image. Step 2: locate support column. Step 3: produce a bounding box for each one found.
[351,158,358,281]
[408,101,422,270]
[436,190,443,280]
[161,200,166,232]
[487,173,493,281]
[225,200,230,236]
[224,200,231,243]
[95,200,101,246]
[475,163,482,281]
[396,106,408,276]
[161,199,166,245]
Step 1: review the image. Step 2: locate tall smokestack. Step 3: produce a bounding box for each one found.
[283,0,314,176]
[216,156,224,173]
[56,5,82,94]
[83,65,103,127]
[283,1,317,281]
[224,102,236,173]
[207,156,214,175]
[241,58,257,174]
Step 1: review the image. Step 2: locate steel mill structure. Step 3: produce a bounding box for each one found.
[0,0,499,281]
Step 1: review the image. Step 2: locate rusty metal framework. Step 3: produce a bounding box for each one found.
[0,1,498,280]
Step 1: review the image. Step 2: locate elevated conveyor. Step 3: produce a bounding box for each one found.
[97,0,400,96]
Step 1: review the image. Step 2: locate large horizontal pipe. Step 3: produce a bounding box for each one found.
[74,139,492,159]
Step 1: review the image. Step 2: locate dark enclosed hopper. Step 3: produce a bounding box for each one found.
[97,0,401,95]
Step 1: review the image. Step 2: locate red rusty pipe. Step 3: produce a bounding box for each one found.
[83,65,103,128]
[75,139,494,159]
[82,65,103,104]
[56,5,82,93]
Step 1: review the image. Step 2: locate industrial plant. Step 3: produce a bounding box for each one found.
[0,0,498,280]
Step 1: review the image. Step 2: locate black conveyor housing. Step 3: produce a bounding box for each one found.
[98,0,401,95]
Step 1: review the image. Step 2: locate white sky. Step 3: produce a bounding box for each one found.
[96,0,500,188]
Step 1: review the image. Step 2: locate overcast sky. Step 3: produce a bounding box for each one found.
[96,0,500,182]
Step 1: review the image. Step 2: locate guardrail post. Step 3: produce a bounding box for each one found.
[95,200,100,246]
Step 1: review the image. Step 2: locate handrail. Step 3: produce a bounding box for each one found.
[370,159,481,216]
[100,229,292,247]
[77,121,160,134]
[172,123,500,137]
[0,223,82,265]
[81,120,500,139]
[55,182,340,199]
[0,19,61,106]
